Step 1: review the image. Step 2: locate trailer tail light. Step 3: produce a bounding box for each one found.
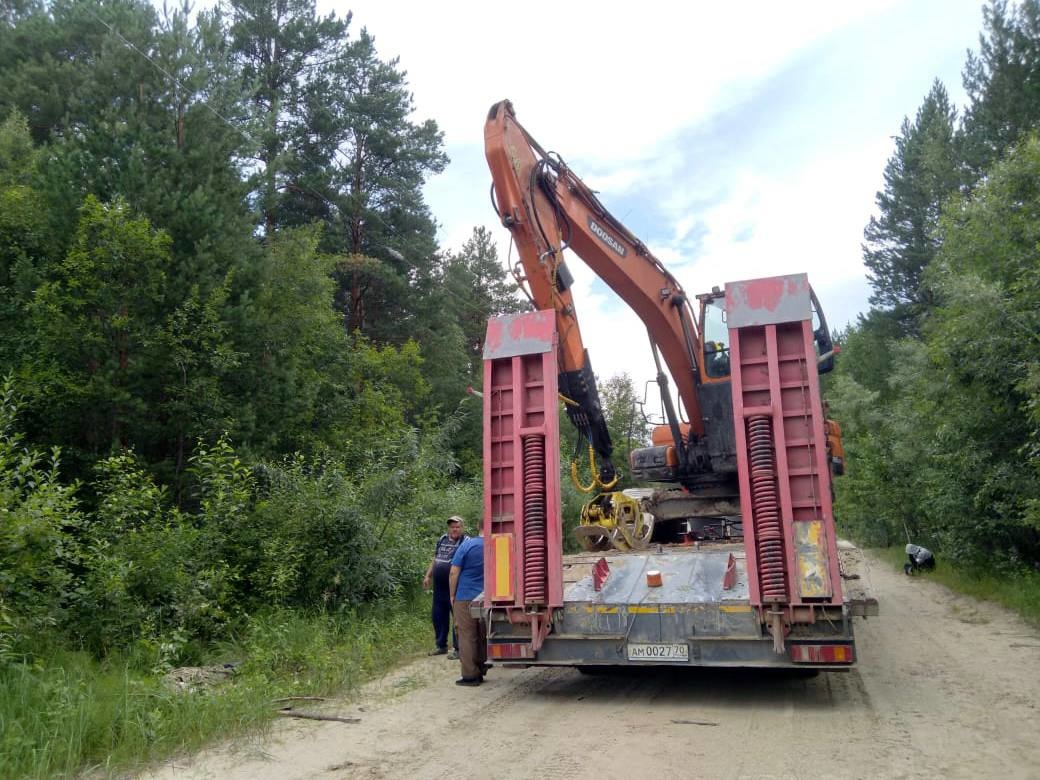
[489,642,535,660]
[789,643,855,664]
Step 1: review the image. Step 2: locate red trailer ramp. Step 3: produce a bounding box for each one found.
[727,274,842,649]
[482,310,563,650]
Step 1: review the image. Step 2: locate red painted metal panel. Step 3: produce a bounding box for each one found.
[727,276,842,612]
[726,273,811,329]
[483,310,557,360]
[482,311,562,612]
[727,326,762,605]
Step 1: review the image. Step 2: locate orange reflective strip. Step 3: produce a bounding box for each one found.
[493,534,513,600]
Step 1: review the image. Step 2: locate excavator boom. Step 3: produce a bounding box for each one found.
[485,101,706,481]
[485,99,839,539]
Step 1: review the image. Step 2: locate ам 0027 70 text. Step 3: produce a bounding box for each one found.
[626,643,689,662]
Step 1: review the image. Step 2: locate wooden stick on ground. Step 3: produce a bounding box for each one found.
[275,710,360,724]
[272,696,328,703]
[670,719,719,727]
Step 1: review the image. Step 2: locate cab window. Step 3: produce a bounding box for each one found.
[702,297,730,378]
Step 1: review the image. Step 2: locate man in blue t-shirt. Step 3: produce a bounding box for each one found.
[423,516,466,657]
[450,533,487,686]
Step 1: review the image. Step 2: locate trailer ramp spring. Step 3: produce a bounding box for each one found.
[747,415,788,602]
[522,434,548,603]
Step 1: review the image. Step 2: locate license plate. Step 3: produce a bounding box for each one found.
[626,642,689,662]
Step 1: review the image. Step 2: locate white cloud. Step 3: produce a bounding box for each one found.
[328,0,896,160]
[320,0,980,394]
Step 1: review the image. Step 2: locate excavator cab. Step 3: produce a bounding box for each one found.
[699,285,835,377]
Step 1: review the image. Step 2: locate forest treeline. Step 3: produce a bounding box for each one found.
[0,0,540,666]
[2,0,1039,680]
[0,0,650,678]
[831,0,1040,570]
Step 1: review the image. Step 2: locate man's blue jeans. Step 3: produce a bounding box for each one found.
[432,591,458,651]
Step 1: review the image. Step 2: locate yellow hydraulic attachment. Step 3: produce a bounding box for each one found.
[570,445,619,493]
[574,491,655,552]
[561,392,618,494]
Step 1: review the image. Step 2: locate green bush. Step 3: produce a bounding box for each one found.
[71,450,234,659]
[0,378,81,647]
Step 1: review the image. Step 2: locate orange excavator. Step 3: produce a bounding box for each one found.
[480,101,871,667]
[484,100,839,550]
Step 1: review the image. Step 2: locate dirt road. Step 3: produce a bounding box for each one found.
[147,555,1040,779]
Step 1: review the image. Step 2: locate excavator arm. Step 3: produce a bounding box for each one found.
[484,100,705,483]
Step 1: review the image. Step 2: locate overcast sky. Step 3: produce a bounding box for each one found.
[326,0,985,400]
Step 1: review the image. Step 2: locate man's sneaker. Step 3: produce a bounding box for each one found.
[480,663,491,676]
[447,650,459,660]
[428,647,448,656]
[455,676,482,686]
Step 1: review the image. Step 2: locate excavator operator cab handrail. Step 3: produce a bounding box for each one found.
[811,287,837,374]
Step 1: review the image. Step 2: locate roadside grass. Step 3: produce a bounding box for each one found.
[874,546,1040,626]
[0,593,431,780]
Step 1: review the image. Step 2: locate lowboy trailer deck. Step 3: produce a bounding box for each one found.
[477,277,877,671]
[486,542,876,670]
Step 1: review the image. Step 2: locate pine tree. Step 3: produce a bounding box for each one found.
[325,29,447,337]
[443,226,526,375]
[226,0,350,235]
[142,1,255,306]
[960,0,1040,179]
[225,5,447,341]
[862,80,959,333]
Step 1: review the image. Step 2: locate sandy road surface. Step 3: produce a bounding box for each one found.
[146,555,1040,780]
